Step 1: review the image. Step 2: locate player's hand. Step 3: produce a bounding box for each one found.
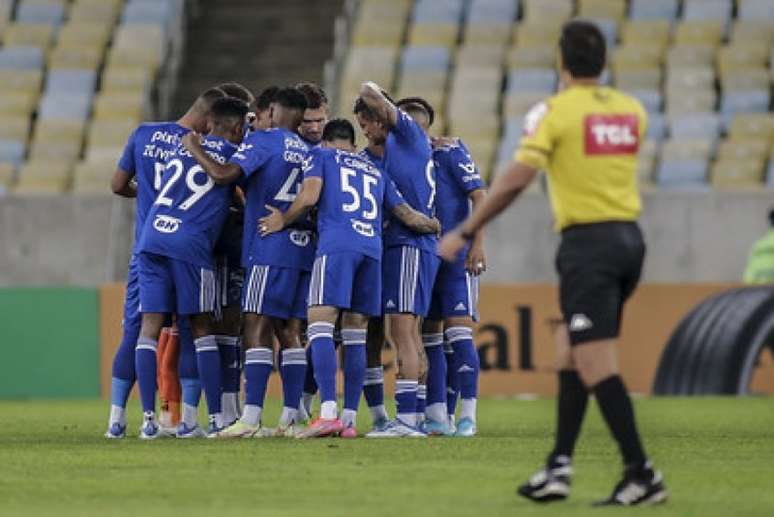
[465,243,487,276]
[438,230,468,263]
[258,205,284,236]
[430,217,442,236]
[181,131,202,151]
[431,136,459,149]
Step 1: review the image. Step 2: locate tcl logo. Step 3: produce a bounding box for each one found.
[584,114,639,155]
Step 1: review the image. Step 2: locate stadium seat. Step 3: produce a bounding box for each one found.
[407,23,460,49]
[668,112,721,140]
[716,140,769,162]
[638,140,658,184]
[32,119,87,144]
[506,46,555,69]
[0,91,39,117]
[57,22,113,49]
[514,23,562,47]
[506,68,557,93]
[457,44,506,69]
[48,45,104,70]
[0,117,32,143]
[665,65,714,90]
[0,139,27,168]
[658,138,713,185]
[44,69,98,95]
[583,18,618,48]
[666,89,717,115]
[84,145,125,164]
[38,93,93,121]
[14,159,72,194]
[0,45,45,70]
[720,90,771,127]
[467,0,519,24]
[92,91,148,123]
[503,91,548,118]
[351,0,410,47]
[721,68,770,92]
[72,160,113,194]
[464,23,512,45]
[101,66,151,95]
[29,139,82,162]
[629,0,678,20]
[717,44,770,76]
[614,68,662,90]
[611,45,664,73]
[16,0,66,25]
[730,20,774,45]
[0,162,14,193]
[4,23,56,52]
[738,0,774,21]
[666,45,716,68]
[646,113,666,142]
[673,21,723,46]
[69,0,121,23]
[578,0,627,22]
[628,89,662,113]
[496,117,524,169]
[522,0,574,23]
[683,0,732,23]
[401,46,450,72]
[122,0,176,26]
[728,113,774,142]
[711,159,766,188]
[620,20,671,46]
[412,0,464,24]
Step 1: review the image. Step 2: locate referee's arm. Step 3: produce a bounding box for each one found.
[438,160,537,261]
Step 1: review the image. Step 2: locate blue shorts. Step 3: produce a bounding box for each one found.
[382,245,440,317]
[242,264,309,320]
[428,260,480,321]
[123,254,141,330]
[138,252,216,315]
[308,252,381,317]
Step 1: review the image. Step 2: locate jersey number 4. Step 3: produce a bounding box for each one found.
[154,158,214,210]
[341,166,378,220]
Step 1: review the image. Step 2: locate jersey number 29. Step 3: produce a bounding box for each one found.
[154,158,214,210]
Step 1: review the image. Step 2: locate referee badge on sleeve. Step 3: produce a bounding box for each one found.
[523,102,549,137]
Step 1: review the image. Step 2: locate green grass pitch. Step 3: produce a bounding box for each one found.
[0,397,772,516]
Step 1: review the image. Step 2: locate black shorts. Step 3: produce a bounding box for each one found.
[556,221,645,346]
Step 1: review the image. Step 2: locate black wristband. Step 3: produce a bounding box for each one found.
[460,229,475,242]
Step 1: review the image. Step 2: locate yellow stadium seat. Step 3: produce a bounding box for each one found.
[86,119,136,150]
[716,140,769,162]
[357,0,410,22]
[615,68,662,91]
[464,23,512,45]
[48,45,103,70]
[71,159,114,194]
[729,113,774,142]
[93,92,148,124]
[522,0,574,23]
[83,145,123,164]
[14,159,72,194]
[32,119,86,144]
[504,91,549,118]
[611,45,665,73]
[0,117,32,142]
[673,21,723,47]
[721,68,770,92]
[665,66,714,90]
[730,21,774,46]
[661,139,713,162]
[666,45,717,68]
[717,44,770,75]
[351,21,404,47]
[407,23,459,49]
[68,0,120,23]
[57,22,112,49]
[666,89,717,115]
[463,138,496,174]
[0,91,39,116]
[0,162,15,190]
[101,66,151,93]
[711,159,766,188]
[395,86,445,114]
[397,71,448,91]
[578,0,627,22]
[107,47,163,76]
[457,45,505,68]
[0,69,43,93]
[29,140,82,162]
[514,23,562,48]
[506,46,556,69]
[448,116,499,143]
[621,20,671,46]
[4,23,54,51]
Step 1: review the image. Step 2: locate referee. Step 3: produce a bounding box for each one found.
[439,21,667,506]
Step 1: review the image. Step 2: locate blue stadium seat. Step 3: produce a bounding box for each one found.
[630,0,678,20]
[657,160,709,188]
[467,0,520,24]
[413,0,465,24]
[738,0,774,21]
[0,139,26,168]
[38,93,93,121]
[496,117,523,167]
[0,46,44,70]
[629,89,662,113]
[507,68,556,93]
[400,46,451,71]
[767,160,774,187]
[669,113,722,140]
[683,0,732,22]
[587,18,618,48]
[720,90,771,127]
[45,70,98,95]
[122,0,177,27]
[646,112,666,142]
[16,0,65,25]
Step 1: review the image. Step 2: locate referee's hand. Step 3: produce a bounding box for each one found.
[465,243,486,276]
[438,230,467,263]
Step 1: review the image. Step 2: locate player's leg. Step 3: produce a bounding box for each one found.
[215,259,244,427]
[364,316,389,431]
[339,311,368,438]
[158,324,182,430]
[422,317,449,434]
[105,255,141,438]
[176,316,205,438]
[300,316,316,422]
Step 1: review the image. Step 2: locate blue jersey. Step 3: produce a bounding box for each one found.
[383,109,437,253]
[138,136,237,268]
[433,139,484,234]
[118,122,189,252]
[359,147,385,171]
[305,147,404,260]
[229,128,315,271]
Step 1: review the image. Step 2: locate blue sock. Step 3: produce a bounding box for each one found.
[178,322,199,380]
[195,335,222,421]
[110,318,140,408]
[243,347,273,409]
[395,379,418,427]
[342,329,366,411]
[447,327,479,400]
[363,367,385,407]
[280,348,307,417]
[134,336,158,414]
[303,344,318,395]
[445,343,459,417]
[217,335,241,394]
[423,332,447,422]
[309,322,336,403]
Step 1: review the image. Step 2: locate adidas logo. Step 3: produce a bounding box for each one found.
[385,300,396,309]
[454,302,467,311]
[457,364,475,373]
[569,314,593,332]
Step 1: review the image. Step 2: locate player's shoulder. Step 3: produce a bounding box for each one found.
[133,121,186,143]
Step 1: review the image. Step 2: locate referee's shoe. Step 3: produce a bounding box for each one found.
[594,461,668,506]
[517,455,572,503]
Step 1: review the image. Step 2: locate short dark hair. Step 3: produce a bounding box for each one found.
[217,82,255,107]
[256,86,279,110]
[353,89,395,120]
[295,81,328,109]
[322,118,355,145]
[560,20,606,79]
[396,96,435,126]
[193,87,227,114]
[209,97,249,125]
[274,86,308,111]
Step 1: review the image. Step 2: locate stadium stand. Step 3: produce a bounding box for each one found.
[0,0,185,195]
[332,0,773,187]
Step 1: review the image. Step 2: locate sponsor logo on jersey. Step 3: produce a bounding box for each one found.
[351,219,375,237]
[289,230,312,247]
[584,114,639,155]
[569,314,594,332]
[153,214,182,233]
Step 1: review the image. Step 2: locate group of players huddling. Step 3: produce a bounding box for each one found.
[106,79,486,441]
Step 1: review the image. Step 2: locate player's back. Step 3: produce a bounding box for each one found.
[432,139,483,234]
[119,121,190,248]
[139,135,237,267]
[383,109,436,252]
[233,127,314,270]
[311,147,393,260]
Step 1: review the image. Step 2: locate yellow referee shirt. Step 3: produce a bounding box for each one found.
[513,85,647,231]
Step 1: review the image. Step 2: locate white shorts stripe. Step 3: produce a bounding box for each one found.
[199,268,216,313]
[398,246,419,313]
[256,265,268,313]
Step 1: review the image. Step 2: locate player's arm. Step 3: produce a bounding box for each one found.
[111,168,136,198]
[182,132,242,184]
[391,203,441,235]
[259,177,322,236]
[359,82,398,128]
[465,188,487,275]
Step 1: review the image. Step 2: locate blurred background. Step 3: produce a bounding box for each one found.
[0,0,772,399]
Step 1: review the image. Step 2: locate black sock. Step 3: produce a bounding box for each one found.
[592,375,648,468]
[549,369,589,463]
